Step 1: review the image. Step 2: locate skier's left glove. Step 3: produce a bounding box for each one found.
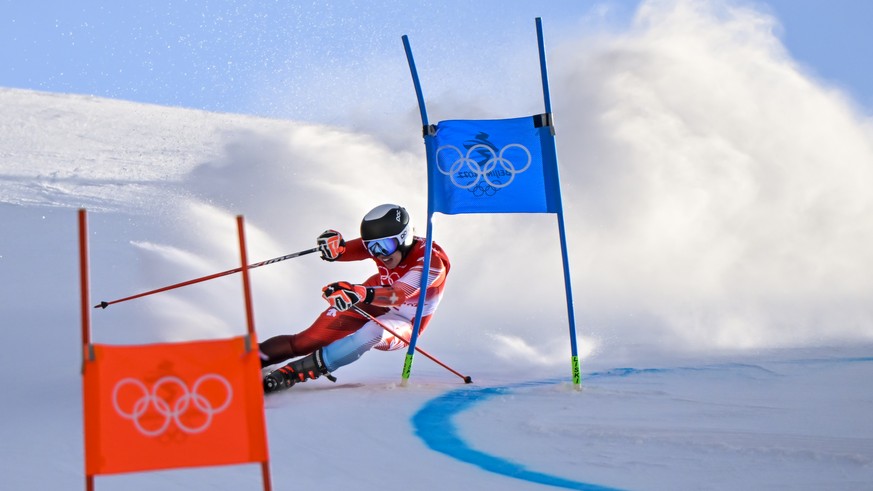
[322,281,374,311]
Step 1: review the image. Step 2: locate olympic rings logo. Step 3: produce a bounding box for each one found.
[379,265,400,286]
[112,374,233,437]
[435,143,532,191]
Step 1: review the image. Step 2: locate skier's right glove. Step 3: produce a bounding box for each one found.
[322,281,373,311]
[317,229,345,261]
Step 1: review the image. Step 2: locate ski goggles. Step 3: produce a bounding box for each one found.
[364,236,401,257]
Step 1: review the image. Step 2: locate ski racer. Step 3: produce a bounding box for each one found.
[259,204,451,392]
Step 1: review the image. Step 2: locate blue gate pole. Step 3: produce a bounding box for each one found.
[401,35,437,386]
[536,18,581,388]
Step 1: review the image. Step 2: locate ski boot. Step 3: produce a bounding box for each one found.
[263,348,336,393]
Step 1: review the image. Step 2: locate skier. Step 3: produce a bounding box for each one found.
[259,204,451,392]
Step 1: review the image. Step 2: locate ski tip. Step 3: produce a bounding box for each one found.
[464,376,473,384]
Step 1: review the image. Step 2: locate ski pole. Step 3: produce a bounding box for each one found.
[352,306,472,384]
[94,247,319,309]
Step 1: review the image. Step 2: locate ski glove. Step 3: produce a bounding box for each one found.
[317,229,346,261]
[322,281,374,311]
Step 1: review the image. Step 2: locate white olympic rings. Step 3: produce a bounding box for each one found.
[435,143,532,190]
[112,374,233,437]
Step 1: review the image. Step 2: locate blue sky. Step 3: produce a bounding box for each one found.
[2,0,872,123]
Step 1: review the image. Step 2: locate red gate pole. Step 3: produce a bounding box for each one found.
[235,216,273,491]
[78,209,95,491]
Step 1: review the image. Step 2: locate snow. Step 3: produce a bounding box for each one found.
[2,2,873,489]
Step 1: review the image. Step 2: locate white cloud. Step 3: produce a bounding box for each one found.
[549,0,873,351]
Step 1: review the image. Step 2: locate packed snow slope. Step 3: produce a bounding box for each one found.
[2,1,873,489]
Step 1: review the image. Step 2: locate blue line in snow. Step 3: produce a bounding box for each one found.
[411,380,625,491]
[412,356,873,490]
